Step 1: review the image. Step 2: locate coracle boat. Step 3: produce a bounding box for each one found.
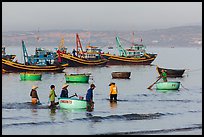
[65,73,90,83]
[57,33,108,67]
[156,66,185,77]
[20,72,42,81]
[156,81,181,90]
[58,97,87,109]
[101,36,157,65]
[111,72,131,79]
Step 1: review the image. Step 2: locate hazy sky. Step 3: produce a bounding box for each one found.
[2,2,202,31]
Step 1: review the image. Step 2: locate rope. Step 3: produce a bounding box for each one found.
[185,68,202,73]
[180,83,189,91]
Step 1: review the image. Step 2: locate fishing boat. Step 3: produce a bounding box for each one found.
[111,72,131,79]
[156,66,185,77]
[57,33,108,67]
[101,36,157,65]
[65,73,90,83]
[20,72,42,81]
[58,97,87,109]
[2,46,16,61]
[156,81,181,90]
[2,40,67,73]
[2,58,66,72]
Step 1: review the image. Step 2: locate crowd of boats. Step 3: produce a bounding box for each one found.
[2,33,186,109]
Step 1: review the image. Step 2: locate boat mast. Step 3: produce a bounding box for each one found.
[132,32,135,47]
[22,40,29,65]
[76,33,84,57]
[115,36,127,57]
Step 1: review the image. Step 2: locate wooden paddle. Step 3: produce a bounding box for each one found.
[147,77,162,89]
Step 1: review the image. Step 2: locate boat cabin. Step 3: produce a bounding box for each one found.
[125,44,146,57]
[27,48,57,66]
[82,45,102,60]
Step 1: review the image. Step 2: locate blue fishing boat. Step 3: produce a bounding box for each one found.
[2,40,67,73]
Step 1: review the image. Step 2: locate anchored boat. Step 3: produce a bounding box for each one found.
[111,72,131,79]
[57,33,108,67]
[2,40,67,73]
[58,97,87,109]
[156,81,181,90]
[65,73,90,83]
[101,35,157,65]
[20,72,42,81]
[156,66,185,77]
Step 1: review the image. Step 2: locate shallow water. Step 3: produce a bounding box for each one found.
[2,46,202,135]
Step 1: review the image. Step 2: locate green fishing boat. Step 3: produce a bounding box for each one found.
[65,73,90,83]
[58,97,87,109]
[20,72,42,81]
[156,81,180,90]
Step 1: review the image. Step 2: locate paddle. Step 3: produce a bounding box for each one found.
[147,76,162,89]
[69,93,78,98]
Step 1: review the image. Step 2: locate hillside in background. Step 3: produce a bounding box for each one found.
[2,25,202,48]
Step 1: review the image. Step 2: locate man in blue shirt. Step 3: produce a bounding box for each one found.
[86,84,96,111]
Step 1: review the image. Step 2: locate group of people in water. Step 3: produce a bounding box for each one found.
[30,69,167,110]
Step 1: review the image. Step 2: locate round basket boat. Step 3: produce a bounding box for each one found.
[58,97,87,109]
[65,73,90,83]
[20,72,42,81]
[156,81,180,90]
[111,72,131,79]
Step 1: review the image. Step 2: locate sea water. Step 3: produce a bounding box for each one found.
[2,46,202,135]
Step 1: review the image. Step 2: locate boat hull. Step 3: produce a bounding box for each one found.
[156,66,185,77]
[20,72,42,81]
[111,72,131,79]
[156,81,180,90]
[2,59,65,73]
[58,97,87,109]
[60,53,108,67]
[101,53,157,65]
[65,74,89,83]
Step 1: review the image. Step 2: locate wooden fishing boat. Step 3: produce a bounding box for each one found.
[156,66,185,77]
[57,33,108,67]
[65,73,90,83]
[156,81,180,90]
[20,72,42,81]
[58,97,87,109]
[2,58,66,73]
[2,40,68,73]
[101,36,157,65]
[111,72,131,79]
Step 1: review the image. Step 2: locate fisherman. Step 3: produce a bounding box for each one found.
[60,83,69,98]
[30,85,40,105]
[49,85,58,109]
[86,84,96,111]
[109,82,118,102]
[161,69,167,82]
[72,49,77,57]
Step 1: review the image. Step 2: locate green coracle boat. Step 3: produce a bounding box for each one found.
[20,72,42,81]
[58,97,87,109]
[65,73,90,83]
[156,81,180,90]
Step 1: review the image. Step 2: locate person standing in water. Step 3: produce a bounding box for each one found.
[30,85,40,105]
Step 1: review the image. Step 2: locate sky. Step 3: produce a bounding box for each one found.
[2,2,202,32]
